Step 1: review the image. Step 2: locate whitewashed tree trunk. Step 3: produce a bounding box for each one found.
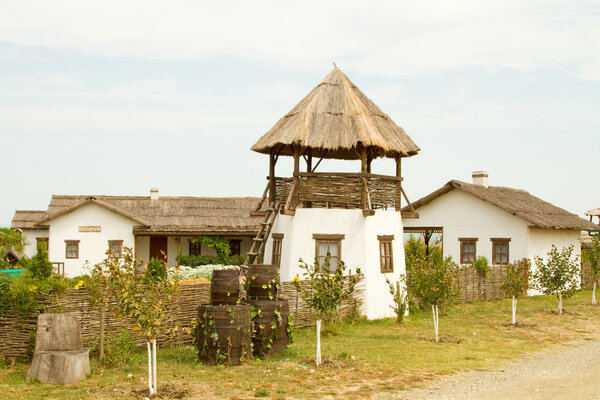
[316,319,322,366]
[152,339,157,394]
[147,340,156,396]
[432,305,439,342]
[593,282,597,305]
[99,307,105,365]
[512,296,517,325]
[557,292,563,315]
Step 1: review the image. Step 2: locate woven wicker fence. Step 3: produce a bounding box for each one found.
[454,265,511,303]
[0,276,363,359]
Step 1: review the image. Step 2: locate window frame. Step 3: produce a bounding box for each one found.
[378,235,394,273]
[108,240,123,258]
[459,237,478,264]
[313,234,345,269]
[228,239,242,256]
[271,233,283,267]
[65,240,80,259]
[491,238,511,265]
[188,240,201,256]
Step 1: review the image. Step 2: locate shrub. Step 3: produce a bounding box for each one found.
[177,254,245,267]
[534,245,580,315]
[92,328,137,368]
[144,258,167,282]
[472,256,490,279]
[171,265,240,281]
[26,248,53,279]
[385,275,408,323]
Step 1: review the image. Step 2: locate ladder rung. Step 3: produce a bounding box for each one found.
[247,252,258,256]
[253,238,264,241]
[260,222,269,225]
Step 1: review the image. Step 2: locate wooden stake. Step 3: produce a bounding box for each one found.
[395,155,402,211]
[269,151,276,207]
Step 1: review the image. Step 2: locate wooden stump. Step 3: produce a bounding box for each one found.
[26,350,90,384]
[26,313,89,385]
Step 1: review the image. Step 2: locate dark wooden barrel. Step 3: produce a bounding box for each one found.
[196,304,251,365]
[211,268,241,305]
[247,264,279,300]
[248,299,289,356]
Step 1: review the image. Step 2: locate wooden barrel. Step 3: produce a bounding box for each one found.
[247,264,279,300]
[248,299,289,356]
[211,269,241,305]
[196,304,252,365]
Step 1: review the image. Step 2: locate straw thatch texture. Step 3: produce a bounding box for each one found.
[404,180,600,231]
[251,68,420,160]
[0,277,363,359]
[585,208,600,217]
[25,195,265,235]
[11,210,47,229]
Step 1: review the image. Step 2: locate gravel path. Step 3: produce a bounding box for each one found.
[377,339,600,400]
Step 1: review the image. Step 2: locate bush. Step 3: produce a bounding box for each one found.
[177,254,245,267]
[92,328,137,368]
[26,248,53,279]
[472,256,490,279]
[144,258,167,282]
[172,265,239,281]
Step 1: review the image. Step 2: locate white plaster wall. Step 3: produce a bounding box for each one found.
[403,190,530,265]
[21,228,49,257]
[47,203,136,277]
[265,208,405,320]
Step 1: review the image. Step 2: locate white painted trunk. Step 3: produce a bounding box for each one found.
[593,282,596,305]
[147,341,154,396]
[558,292,563,315]
[316,319,322,366]
[152,339,157,394]
[432,305,439,342]
[512,296,517,325]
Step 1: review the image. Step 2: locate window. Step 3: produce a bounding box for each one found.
[189,240,201,256]
[65,240,80,259]
[228,239,241,256]
[108,240,123,258]
[313,234,344,270]
[459,238,477,264]
[378,235,394,273]
[36,237,48,252]
[271,233,283,267]
[491,238,510,265]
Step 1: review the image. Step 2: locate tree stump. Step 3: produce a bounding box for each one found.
[26,313,90,385]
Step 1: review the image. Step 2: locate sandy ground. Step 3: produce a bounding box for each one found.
[376,339,600,400]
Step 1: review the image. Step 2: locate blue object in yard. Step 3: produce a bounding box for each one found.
[0,269,27,277]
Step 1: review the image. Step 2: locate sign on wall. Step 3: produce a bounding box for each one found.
[78,226,101,233]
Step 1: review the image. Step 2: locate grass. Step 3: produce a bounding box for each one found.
[2,291,600,399]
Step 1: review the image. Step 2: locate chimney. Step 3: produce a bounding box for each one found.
[150,188,159,201]
[472,171,488,188]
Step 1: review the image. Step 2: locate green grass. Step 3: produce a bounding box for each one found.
[2,291,600,399]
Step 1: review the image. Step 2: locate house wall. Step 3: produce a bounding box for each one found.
[403,190,531,265]
[264,208,406,320]
[20,228,49,258]
[47,203,136,277]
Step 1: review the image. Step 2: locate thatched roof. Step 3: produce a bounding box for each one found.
[11,210,48,229]
[251,67,420,160]
[585,208,600,217]
[31,195,264,235]
[404,180,600,231]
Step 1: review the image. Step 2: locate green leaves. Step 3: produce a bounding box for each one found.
[294,256,362,322]
[501,259,530,298]
[408,253,457,307]
[534,245,580,299]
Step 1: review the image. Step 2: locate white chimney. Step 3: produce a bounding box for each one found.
[150,188,159,201]
[472,171,488,188]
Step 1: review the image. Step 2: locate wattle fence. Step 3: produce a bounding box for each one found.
[0,277,363,359]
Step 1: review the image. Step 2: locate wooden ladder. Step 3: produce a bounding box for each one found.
[244,200,281,266]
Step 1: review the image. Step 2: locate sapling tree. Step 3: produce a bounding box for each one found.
[86,255,115,365]
[291,256,361,366]
[500,259,530,325]
[385,274,408,323]
[94,247,179,396]
[586,235,600,304]
[534,245,580,315]
[409,253,457,342]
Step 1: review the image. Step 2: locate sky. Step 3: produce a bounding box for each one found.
[1,0,599,227]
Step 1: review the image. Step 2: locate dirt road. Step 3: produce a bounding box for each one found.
[378,339,600,400]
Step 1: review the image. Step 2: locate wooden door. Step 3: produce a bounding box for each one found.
[149,236,168,261]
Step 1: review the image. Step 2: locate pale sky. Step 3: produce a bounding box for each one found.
[1,0,599,226]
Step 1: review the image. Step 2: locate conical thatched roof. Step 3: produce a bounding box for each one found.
[251,68,420,160]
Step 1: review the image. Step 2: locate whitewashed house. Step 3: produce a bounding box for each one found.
[12,192,262,277]
[402,171,599,270]
[247,67,420,319]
